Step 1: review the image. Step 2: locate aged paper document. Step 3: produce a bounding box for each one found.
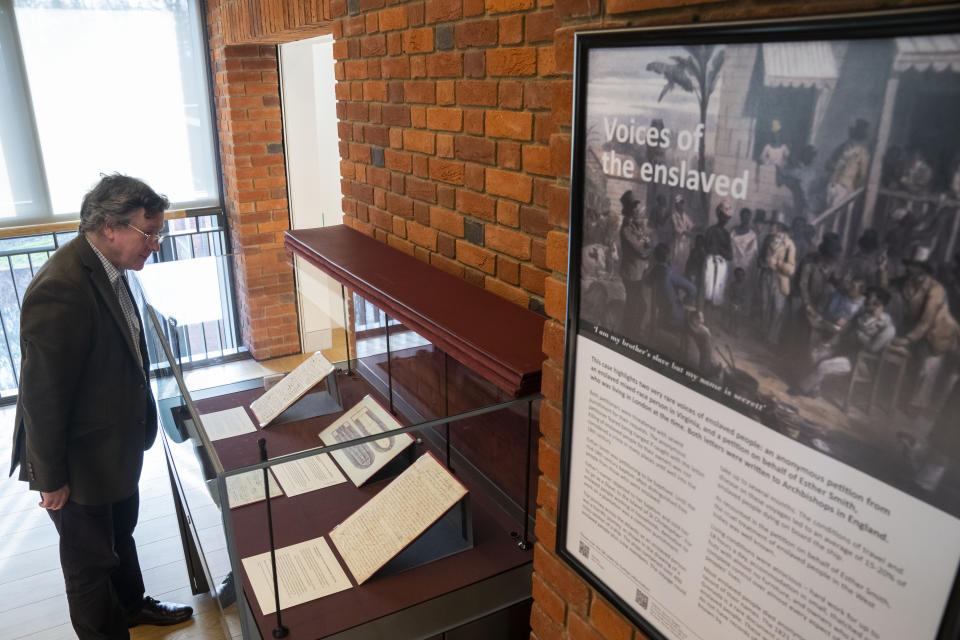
[225,468,283,508]
[318,394,414,486]
[250,351,335,427]
[330,453,467,584]
[199,406,256,441]
[241,537,351,615]
[270,452,346,497]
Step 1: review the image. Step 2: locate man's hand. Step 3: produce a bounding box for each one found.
[39,485,70,510]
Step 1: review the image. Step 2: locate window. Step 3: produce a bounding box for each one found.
[0,0,219,225]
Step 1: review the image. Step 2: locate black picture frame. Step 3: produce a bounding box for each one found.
[557,7,960,640]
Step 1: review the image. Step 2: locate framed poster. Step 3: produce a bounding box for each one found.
[557,8,960,640]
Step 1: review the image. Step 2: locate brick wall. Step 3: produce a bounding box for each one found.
[206,3,303,359]
[202,0,939,636]
[332,0,558,313]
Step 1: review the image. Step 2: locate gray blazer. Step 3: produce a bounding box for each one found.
[9,235,157,505]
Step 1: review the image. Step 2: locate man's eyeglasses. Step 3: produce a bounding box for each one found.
[124,223,167,245]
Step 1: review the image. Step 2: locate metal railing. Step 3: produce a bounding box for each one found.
[0,211,239,401]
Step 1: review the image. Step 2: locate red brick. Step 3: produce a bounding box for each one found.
[392,216,407,238]
[498,141,521,170]
[428,158,464,184]
[382,104,411,126]
[388,234,416,256]
[456,240,496,274]
[499,14,523,44]
[498,255,520,284]
[378,6,408,30]
[426,106,463,131]
[387,32,403,55]
[533,545,590,613]
[544,275,566,321]
[525,11,560,43]
[550,133,571,179]
[486,168,532,202]
[380,57,410,78]
[430,206,464,236]
[407,1,425,26]
[551,79,574,127]
[403,176,437,202]
[498,80,523,109]
[541,359,563,406]
[532,572,565,624]
[591,596,633,640]
[437,185,456,208]
[403,27,435,53]
[361,34,387,57]
[404,81,436,103]
[403,129,435,155]
[555,0,601,17]
[486,48,538,76]
[454,135,496,164]
[522,144,553,176]
[425,0,462,23]
[454,19,498,47]
[546,231,568,273]
[539,396,563,444]
[464,50,485,77]
[465,162,485,191]
[411,55,427,78]
[437,234,456,258]
[413,155,429,178]
[521,263,549,296]
[437,133,454,157]
[385,148,412,172]
[530,601,564,640]
[426,52,463,77]
[486,225,531,260]
[456,80,498,107]
[538,46,557,77]
[497,199,520,227]
[485,0,534,12]
[568,612,605,640]
[406,221,439,250]
[437,80,455,105]
[456,190,496,221]
[463,0,484,15]
[486,110,533,140]
[537,476,558,515]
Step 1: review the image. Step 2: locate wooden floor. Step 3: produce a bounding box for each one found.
[0,351,320,640]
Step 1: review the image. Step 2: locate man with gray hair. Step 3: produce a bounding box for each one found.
[9,174,193,638]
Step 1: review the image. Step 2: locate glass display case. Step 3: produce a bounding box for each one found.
[132,234,545,640]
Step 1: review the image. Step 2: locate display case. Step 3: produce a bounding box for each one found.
[133,231,545,640]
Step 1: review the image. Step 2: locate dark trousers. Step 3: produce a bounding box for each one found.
[47,490,145,640]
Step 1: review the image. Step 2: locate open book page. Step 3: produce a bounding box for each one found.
[270,452,346,497]
[241,537,351,615]
[199,406,256,441]
[250,351,335,427]
[318,394,414,486]
[225,468,283,508]
[329,453,467,585]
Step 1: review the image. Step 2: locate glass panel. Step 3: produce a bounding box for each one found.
[13,0,218,214]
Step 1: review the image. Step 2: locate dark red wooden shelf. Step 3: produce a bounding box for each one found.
[285,225,544,397]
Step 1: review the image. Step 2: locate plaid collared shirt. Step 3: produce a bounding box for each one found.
[86,236,142,366]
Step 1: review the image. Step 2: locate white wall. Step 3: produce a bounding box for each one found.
[280,35,344,353]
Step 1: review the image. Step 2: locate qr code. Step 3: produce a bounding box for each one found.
[579,541,590,558]
[635,590,648,609]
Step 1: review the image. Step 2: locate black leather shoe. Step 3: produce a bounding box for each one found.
[127,596,193,627]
